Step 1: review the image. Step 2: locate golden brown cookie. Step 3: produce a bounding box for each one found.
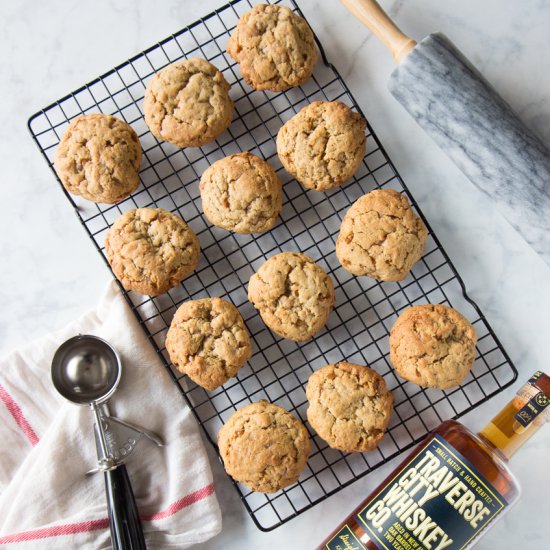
[143,58,233,147]
[218,400,310,493]
[248,252,334,341]
[165,297,252,391]
[54,113,141,204]
[389,304,478,389]
[105,207,200,296]
[276,101,366,191]
[227,4,317,91]
[199,152,282,233]
[336,189,427,281]
[306,362,393,452]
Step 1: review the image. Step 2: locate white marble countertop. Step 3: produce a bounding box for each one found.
[1,0,549,548]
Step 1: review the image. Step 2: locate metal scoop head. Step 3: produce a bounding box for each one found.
[51,334,121,406]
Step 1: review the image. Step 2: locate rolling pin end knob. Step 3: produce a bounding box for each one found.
[393,38,417,63]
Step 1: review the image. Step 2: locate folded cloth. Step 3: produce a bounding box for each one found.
[0,281,222,549]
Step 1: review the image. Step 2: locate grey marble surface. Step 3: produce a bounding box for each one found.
[0,1,549,549]
[389,32,550,264]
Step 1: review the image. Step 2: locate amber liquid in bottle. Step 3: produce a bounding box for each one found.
[316,372,550,550]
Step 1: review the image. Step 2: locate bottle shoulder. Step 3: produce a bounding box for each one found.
[434,419,520,502]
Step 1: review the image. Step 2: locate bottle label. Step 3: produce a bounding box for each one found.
[514,371,550,427]
[325,524,367,550]
[355,434,508,550]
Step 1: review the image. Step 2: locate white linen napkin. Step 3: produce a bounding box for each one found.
[0,281,222,549]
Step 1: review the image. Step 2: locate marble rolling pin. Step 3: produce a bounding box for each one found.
[342,0,550,265]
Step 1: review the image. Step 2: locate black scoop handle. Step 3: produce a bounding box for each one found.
[104,465,147,550]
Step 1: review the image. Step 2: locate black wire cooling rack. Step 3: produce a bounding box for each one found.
[28,0,518,532]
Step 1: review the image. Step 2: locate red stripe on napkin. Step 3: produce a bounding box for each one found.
[0,383,39,446]
[0,482,216,543]
[0,519,110,544]
[141,482,216,521]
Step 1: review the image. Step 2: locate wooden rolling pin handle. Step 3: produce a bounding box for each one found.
[341,0,417,63]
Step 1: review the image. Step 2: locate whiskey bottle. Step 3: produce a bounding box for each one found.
[317,371,550,550]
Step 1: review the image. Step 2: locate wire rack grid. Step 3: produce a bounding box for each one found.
[28,0,517,532]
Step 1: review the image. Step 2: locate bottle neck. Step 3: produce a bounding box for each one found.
[477,372,550,460]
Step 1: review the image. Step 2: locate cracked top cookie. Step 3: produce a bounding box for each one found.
[218,400,310,493]
[389,304,478,389]
[54,113,141,204]
[306,362,393,453]
[166,297,252,391]
[227,4,317,92]
[248,252,334,341]
[143,58,233,148]
[336,189,427,281]
[105,207,200,296]
[199,152,282,234]
[276,101,366,191]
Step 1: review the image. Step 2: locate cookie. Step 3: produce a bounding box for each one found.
[276,101,366,191]
[227,4,317,91]
[336,189,427,281]
[143,58,233,148]
[54,113,141,204]
[306,362,393,452]
[105,207,200,296]
[389,304,478,389]
[166,297,252,391]
[218,400,310,493]
[199,152,282,233]
[248,252,334,341]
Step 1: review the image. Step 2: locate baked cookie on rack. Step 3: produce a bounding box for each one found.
[306,362,393,453]
[227,4,317,91]
[105,207,200,296]
[199,152,282,234]
[54,113,142,204]
[276,101,366,191]
[389,304,478,389]
[165,297,252,391]
[336,189,427,281]
[143,57,233,148]
[218,400,310,493]
[248,252,334,341]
